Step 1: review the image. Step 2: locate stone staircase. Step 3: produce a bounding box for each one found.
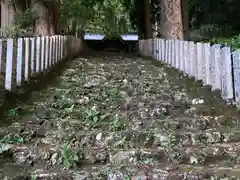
[0,52,240,180]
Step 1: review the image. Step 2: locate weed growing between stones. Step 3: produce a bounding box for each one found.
[0,133,25,144]
[109,116,125,132]
[61,143,80,169]
[7,107,22,118]
[81,107,110,129]
[31,175,37,180]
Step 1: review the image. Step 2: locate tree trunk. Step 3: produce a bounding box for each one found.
[135,0,145,40]
[160,0,184,40]
[53,0,60,34]
[181,0,188,40]
[1,0,16,28]
[48,0,60,34]
[49,17,55,35]
[31,0,55,36]
[144,0,152,39]
[71,20,77,37]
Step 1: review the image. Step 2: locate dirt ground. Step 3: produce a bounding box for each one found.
[0,52,240,180]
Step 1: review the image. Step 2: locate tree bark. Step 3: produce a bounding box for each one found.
[160,0,184,40]
[181,0,188,40]
[53,0,60,34]
[31,0,56,36]
[1,0,16,28]
[144,0,152,39]
[48,0,60,34]
[71,19,77,37]
[135,0,145,40]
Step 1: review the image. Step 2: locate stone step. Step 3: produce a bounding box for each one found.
[1,114,238,148]
[1,163,240,180]
[100,144,240,166]
[43,128,240,149]
[0,163,73,180]
[6,142,240,166]
[1,53,240,180]
[59,115,227,132]
[1,124,240,151]
[73,164,240,179]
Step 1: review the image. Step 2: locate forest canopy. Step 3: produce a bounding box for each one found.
[1,0,240,45]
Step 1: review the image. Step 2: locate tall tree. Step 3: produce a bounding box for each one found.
[160,0,184,39]
[1,0,16,28]
[31,0,59,35]
[1,0,27,28]
[0,0,33,37]
[181,0,188,40]
[134,0,145,39]
[144,0,152,39]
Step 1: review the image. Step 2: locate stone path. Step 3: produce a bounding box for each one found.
[0,52,240,179]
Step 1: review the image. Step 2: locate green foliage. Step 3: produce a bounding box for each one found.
[105,87,122,99]
[31,175,37,180]
[60,0,133,35]
[14,8,34,28]
[0,26,26,39]
[188,0,240,45]
[199,24,232,37]
[109,116,124,132]
[189,0,206,11]
[189,0,240,30]
[0,133,25,144]
[200,36,240,51]
[81,107,109,128]
[7,107,22,117]
[61,143,79,169]
[231,35,240,50]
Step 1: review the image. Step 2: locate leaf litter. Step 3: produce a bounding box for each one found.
[0,53,240,179]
